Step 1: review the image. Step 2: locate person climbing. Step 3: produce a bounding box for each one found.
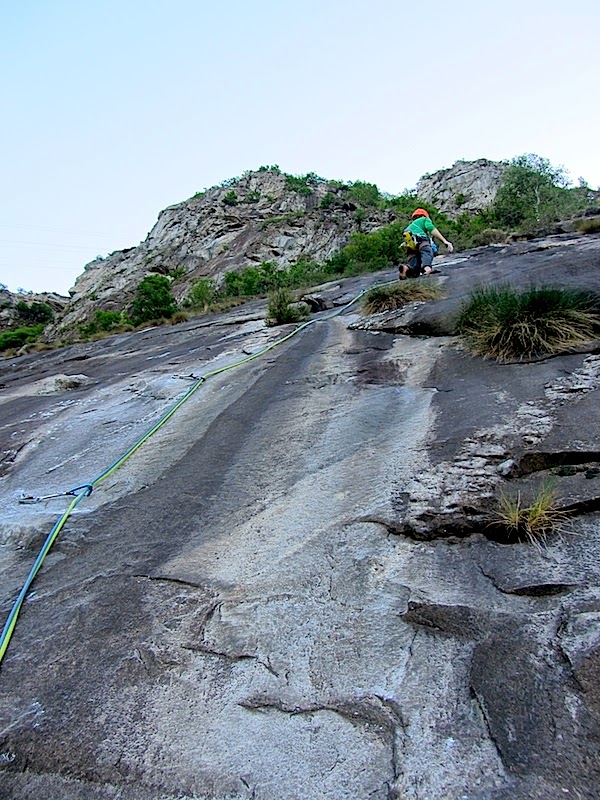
[399,208,454,279]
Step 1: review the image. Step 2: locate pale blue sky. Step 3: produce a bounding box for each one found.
[2,0,599,295]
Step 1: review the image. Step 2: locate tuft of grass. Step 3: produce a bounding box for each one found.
[363,281,443,314]
[170,311,190,325]
[457,285,600,361]
[265,288,310,327]
[574,217,600,234]
[24,342,55,353]
[471,228,507,247]
[492,481,568,546]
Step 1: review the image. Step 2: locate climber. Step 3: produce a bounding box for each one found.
[399,208,454,279]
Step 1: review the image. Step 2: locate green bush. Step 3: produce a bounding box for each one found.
[457,285,600,361]
[320,192,335,209]
[95,310,123,330]
[254,261,287,292]
[15,300,54,324]
[0,324,44,351]
[384,193,426,216]
[224,261,287,297]
[261,211,304,229]
[188,277,218,307]
[223,190,238,206]
[493,154,586,229]
[286,258,333,288]
[169,265,186,280]
[131,275,177,324]
[343,222,405,271]
[445,210,498,249]
[265,288,310,326]
[78,309,129,338]
[285,172,320,195]
[346,181,381,208]
[223,271,243,297]
[221,258,331,299]
[324,250,351,275]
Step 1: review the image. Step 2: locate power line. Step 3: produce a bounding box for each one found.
[0,243,111,253]
[0,222,132,237]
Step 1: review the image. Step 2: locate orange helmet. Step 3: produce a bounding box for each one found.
[411,208,430,219]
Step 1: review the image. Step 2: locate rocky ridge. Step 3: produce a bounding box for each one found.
[19,160,507,342]
[415,159,508,218]
[50,170,396,338]
[0,288,69,334]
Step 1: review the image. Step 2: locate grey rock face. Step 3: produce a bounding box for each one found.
[0,288,69,334]
[1,232,600,799]
[416,159,508,218]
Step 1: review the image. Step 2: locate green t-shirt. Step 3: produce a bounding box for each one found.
[406,217,435,238]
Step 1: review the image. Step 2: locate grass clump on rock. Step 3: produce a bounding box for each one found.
[457,284,600,361]
[363,281,443,314]
[265,288,310,327]
[471,228,507,247]
[170,311,190,325]
[491,481,568,545]
[574,217,600,235]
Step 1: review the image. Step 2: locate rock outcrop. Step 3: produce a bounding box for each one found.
[0,288,69,334]
[50,170,396,339]
[416,158,508,218]
[1,232,600,799]
[13,159,558,344]
[42,161,510,341]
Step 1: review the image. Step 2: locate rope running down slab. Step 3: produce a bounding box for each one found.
[0,283,394,664]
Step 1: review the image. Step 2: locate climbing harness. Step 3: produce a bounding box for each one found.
[0,281,394,665]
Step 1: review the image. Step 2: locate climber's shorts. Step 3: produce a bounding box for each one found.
[406,238,434,276]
